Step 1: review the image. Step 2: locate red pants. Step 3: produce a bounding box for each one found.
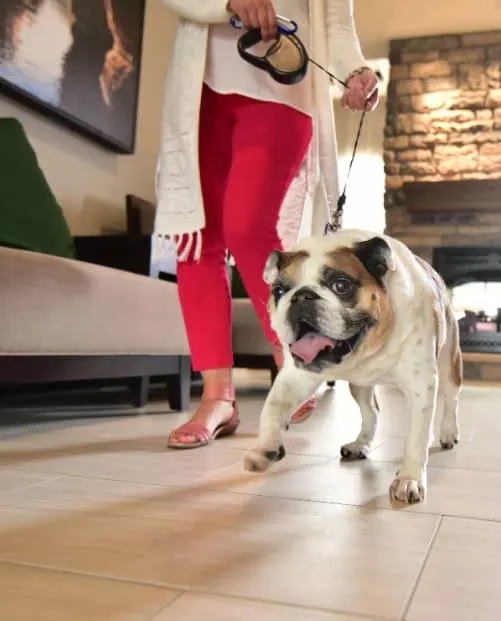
[177,85,312,371]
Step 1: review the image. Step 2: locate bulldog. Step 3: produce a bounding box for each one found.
[244,229,462,504]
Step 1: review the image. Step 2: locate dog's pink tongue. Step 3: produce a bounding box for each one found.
[290,333,336,364]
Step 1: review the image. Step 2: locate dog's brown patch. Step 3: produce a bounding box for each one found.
[268,250,309,313]
[326,248,394,353]
[280,250,310,281]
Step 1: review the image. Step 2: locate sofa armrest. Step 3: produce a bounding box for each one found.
[73,234,151,275]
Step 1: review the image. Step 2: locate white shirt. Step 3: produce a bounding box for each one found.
[204,0,313,116]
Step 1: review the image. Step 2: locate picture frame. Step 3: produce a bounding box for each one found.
[0,0,146,154]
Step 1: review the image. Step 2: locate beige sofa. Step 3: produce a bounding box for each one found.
[0,244,273,410]
[0,246,192,409]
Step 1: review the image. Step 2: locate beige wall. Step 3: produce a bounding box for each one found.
[0,0,176,235]
[1,0,499,235]
[356,0,501,58]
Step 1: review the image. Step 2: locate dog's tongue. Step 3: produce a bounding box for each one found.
[290,333,336,364]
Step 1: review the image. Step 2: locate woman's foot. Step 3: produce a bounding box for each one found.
[167,399,240,449]
[290,397,316,424]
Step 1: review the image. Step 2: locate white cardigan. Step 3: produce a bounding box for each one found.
[154,0,367,259]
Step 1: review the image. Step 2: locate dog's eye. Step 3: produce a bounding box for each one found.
[333,278,354,297]
[271,283,288,300]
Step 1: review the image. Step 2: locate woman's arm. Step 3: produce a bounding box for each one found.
[160,0,229,23]
[326,0,368,81]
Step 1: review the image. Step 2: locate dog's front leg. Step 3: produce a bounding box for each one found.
[244,368,320,473]
[390,370,438,504]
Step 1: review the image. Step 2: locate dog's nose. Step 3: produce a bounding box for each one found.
[291,287,320,304]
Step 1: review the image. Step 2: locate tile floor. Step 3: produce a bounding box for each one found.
[1,372,501,621]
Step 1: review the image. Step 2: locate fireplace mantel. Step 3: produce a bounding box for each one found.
[402,179,501,213]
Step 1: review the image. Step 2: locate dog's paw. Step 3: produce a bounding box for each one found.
[389,473,425,504]
[243,445,286,473]
[439,426,459,450]
[439,435,459,450]
[340,441,369,461]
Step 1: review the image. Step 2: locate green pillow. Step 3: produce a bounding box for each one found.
[0,118,75,259]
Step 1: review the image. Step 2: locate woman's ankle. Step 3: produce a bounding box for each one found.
[201,368,235,402]
[272,344,284,370]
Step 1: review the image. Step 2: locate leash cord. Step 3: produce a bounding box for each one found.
[306,57,366,235]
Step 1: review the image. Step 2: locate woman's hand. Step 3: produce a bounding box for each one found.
[341,67,379,111]
[228,0,277,41]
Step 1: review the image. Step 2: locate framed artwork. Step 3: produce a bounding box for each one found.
[0,0,146,154]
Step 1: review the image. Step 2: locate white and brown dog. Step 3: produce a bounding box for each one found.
[244,229,462,504]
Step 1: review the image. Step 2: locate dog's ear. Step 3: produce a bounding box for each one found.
[264,250,285,284]
[353,237,395,285]
[264,249,309,284]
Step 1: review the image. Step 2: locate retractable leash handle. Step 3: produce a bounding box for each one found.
[230,14,298,34]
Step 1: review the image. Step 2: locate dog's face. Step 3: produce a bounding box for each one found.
[265,236,395,372]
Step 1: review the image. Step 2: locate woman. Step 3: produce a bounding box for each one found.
[155,0,379,449]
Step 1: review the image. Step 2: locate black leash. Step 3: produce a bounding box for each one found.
[324,107,366,236]
[308,59,367,236]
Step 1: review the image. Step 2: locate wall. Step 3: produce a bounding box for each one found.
[355,0,501,58]
[0,0,177,235]
[385,31,501,196]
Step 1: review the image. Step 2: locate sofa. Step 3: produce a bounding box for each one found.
[0,244,192,410]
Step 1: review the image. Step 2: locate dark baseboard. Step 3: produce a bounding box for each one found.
[234,353,277,384]
[0,354,192,411]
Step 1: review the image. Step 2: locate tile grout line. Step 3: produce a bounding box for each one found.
[145,589,187,621]
[399,514,444,621]
[151,587,400,621]
[4,463,501,525]
[0,474,64,498]
[0,558,186,592]
[4,470,501,525]
[0,558,399,621]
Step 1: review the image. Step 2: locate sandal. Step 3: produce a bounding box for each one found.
[167,400,240,449]
[290,397,316,424]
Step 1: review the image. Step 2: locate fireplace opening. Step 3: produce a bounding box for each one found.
[433,247,501,354]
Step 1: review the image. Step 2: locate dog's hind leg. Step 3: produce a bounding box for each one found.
[244,368,321,473]
[438,308,462,450]
[340,384,379,460]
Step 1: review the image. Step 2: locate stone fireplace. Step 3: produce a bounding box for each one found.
[383,30,501,380]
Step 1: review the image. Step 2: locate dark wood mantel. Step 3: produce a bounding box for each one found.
[402,179,501,213]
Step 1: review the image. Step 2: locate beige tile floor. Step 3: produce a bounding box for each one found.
[1,372,501,621]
